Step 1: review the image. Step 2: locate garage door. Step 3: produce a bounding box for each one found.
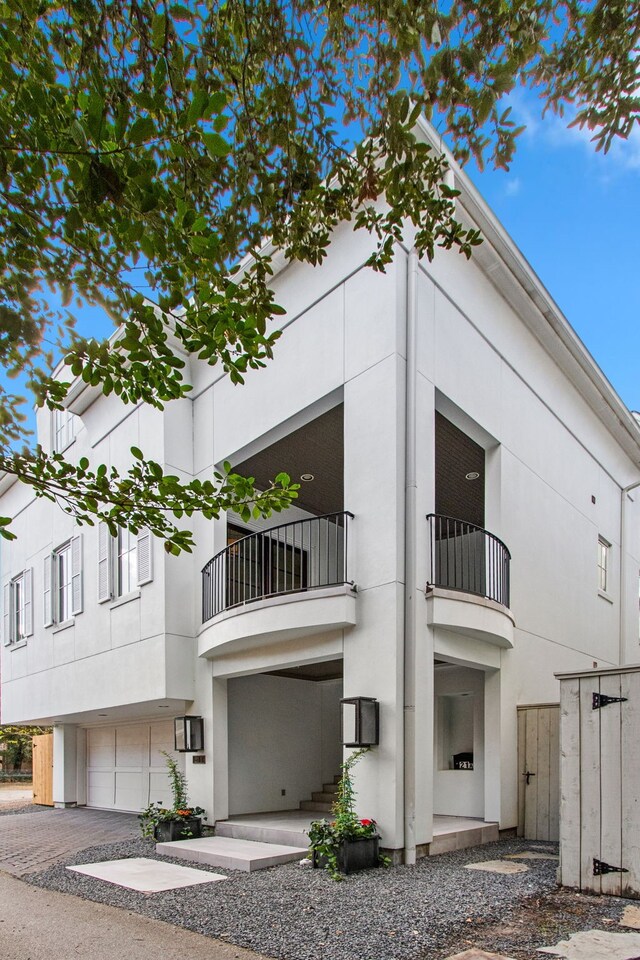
[86,720,183,812]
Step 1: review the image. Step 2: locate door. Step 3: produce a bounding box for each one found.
[32,733,53,806]
[86,720,179,812]
[561,671,640,898]
[517,705,560,841]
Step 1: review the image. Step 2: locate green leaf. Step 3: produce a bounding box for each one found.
[129,117,155,145]
[202,132,230,158]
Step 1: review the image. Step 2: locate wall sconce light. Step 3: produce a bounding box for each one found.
[341,697,379,747]
[174,715,204,752]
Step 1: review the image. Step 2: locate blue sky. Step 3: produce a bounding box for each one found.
[6,92,640,444]
[464,91,640,413]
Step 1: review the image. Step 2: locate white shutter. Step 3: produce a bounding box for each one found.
[136,529,153,585]
[97,523,112,602]
[3,581,11,645]
[43,555,53,627]
[23,567,33,637]
[71,535,83,615]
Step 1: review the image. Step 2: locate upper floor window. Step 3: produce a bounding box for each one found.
[598,536,610,594]
[53,407,75,452]
[44,536,83,626]
[3,569,33,645]
[116,527,137,598]
[97,524,153,603]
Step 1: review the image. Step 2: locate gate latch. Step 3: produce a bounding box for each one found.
[592,693,628,710]
[593,858,629,876]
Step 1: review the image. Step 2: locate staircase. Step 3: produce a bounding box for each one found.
[298,773,339,815]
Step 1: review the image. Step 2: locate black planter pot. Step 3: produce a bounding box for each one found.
[313,835,380,875]
[154,817,202,842]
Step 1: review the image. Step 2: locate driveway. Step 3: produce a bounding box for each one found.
[0,807,138,876]
[0,872,266,960]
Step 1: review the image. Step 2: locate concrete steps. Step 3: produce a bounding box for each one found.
[156,835,308,872]
[311,791,338,803]
[299,799,333,813]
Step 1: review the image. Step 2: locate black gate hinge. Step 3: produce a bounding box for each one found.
[593,858,629,876]
[592,693,628,710]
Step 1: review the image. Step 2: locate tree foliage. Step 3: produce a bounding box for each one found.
[0,0,637,550]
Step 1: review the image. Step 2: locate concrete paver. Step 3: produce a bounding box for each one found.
[620,905,640,929]
[0,807,138,876]
[67,857,227,892]
[464,860,530,875]
[537,929,640,959]
[0,871,266,960]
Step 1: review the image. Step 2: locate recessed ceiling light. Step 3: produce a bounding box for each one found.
[158,704,170,709]
[300,473,314,482]
[98,713,107,717]
[465,471,480,481]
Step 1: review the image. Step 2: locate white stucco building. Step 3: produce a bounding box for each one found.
[3,124,640,861]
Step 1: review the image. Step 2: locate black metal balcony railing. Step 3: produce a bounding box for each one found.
[202,511,354,623]
[427,513,511,609]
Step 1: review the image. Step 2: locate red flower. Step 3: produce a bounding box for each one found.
[360,818,373,826]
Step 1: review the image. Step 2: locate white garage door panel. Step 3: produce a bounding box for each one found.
[86,721,182,812]
[149,771,174,807]
[88,770,114,807]
[87,728,116,768]
[115,771,145,811]
[116,725,148,768]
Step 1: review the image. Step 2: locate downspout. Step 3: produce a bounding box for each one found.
[404,248,419,865]
[619,478,640,666]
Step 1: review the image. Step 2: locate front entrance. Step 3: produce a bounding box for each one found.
[517,704,560,841]
[226,660,343,817]
[434,663,485,819]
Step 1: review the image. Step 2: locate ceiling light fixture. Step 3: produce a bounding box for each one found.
[465,471,480,481]
[300,473,314,482]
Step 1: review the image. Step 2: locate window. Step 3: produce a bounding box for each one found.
[116,527,137,597]
[44,537,83,626]
[3,569,33,645]
[52,408,75,452]
[97,524,153,603]
[598,537,610,594]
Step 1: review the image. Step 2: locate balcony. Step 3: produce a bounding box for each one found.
[426,514,514,649]
[199,512,357,658]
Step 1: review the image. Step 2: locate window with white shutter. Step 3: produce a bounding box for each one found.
[23,567,33,637]
[3,581,11,645]
[136,529,153,586]
[70,535,83,615]
[97,523,112,603]
[43,554,53,627]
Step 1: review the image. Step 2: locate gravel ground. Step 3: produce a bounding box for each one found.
[21,836,612,960]
[0,801,49,817]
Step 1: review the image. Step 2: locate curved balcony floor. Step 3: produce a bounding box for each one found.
[426,586,515,649]
[198,584,357,659]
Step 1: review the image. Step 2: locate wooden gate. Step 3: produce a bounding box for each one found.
[32,733,53,806]
[517,704,560,842]
[558,666,640,898]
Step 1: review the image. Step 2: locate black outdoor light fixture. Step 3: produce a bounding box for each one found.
[174,715,204,752]
[341,697,379,747]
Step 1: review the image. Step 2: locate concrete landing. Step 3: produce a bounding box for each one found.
[428,817,499,856]
[156,835,308,872]
[215,810,315,847]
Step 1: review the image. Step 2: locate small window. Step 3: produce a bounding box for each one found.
[598,537,610,593]
[116,527,137,598]
[44,537,83,626]
[53,408,75,452]
[54,542,73,622]
[3,569,33,645]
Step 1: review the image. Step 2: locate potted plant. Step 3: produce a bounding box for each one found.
[139,751,205,842]
[308,747,380,879]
